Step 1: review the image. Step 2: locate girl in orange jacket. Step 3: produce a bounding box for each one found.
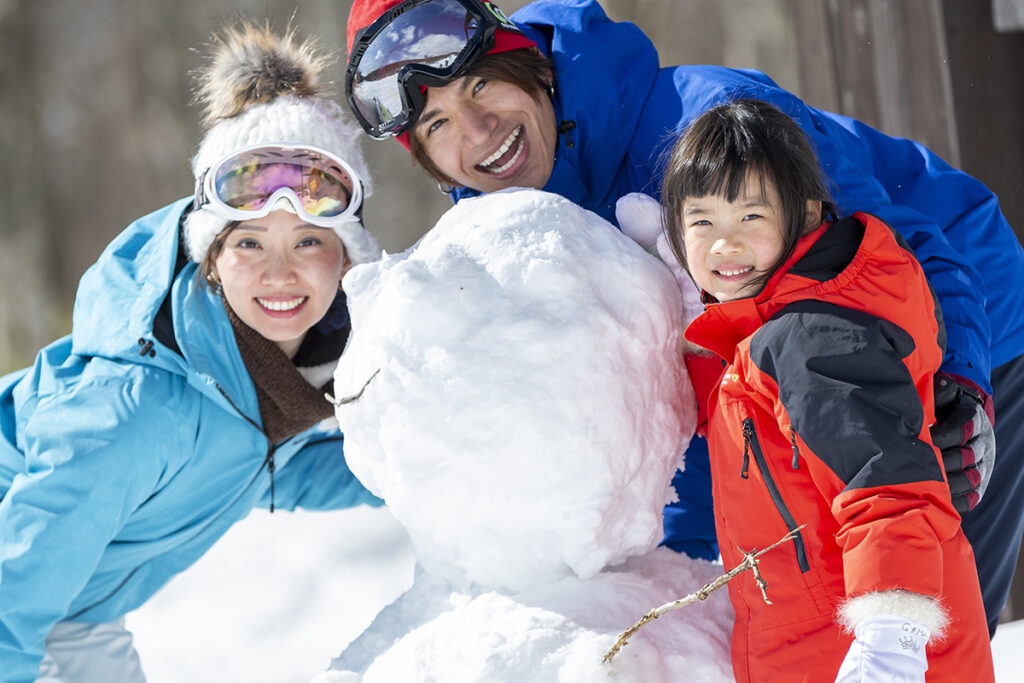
[661,99,992,682]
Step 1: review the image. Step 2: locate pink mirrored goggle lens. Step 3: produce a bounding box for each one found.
[213,147,356,218]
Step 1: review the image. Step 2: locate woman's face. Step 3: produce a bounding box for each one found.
[681,172,786,302]
[214,211,348,358]
[412,75,558,193]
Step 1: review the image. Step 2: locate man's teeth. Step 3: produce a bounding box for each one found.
[479,126,523,173]
[716,267,754,277]
[258,296,306,311]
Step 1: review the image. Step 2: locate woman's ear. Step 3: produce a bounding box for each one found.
[339,251,352,291]
[804,199,823,234]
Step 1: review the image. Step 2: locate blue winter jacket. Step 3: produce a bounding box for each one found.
[0,198,381,683]
[454,0,1024,389]
[451,0,1024,559]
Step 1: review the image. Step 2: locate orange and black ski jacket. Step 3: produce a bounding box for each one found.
[685,213,992,682]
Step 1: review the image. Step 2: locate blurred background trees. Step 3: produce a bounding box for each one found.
[2,0,1021,371]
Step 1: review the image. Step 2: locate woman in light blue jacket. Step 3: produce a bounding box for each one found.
[0,22,382,682]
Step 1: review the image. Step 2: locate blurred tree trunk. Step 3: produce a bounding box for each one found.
[0,0,56,370]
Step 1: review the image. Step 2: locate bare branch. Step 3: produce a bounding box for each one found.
[326,368,381,407]
[602,525,806,663]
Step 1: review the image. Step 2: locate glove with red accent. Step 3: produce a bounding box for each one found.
[931,372,996,514]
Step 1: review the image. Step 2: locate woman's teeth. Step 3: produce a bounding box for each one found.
[258,296,306,311]
[479,126,524,174]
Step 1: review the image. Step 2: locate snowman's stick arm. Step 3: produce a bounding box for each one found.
[602,525,806,664]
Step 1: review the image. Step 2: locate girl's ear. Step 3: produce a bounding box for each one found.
[803,199,823,234]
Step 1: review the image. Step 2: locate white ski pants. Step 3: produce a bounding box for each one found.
[37,617,146,683]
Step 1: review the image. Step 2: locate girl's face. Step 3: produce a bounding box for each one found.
[214,211,348,358]
[412,75,557,193]
[680,172,786,302]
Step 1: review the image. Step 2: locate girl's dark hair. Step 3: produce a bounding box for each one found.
[661,98,837,294]
[408,48,554,187]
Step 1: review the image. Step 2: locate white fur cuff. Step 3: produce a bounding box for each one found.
[838,590,948,642]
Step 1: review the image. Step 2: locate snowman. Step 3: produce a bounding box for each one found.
[315,189,733,682]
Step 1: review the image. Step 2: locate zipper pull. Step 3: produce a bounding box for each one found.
[789,427,801,470]
[266,447,276,513]
[741,418,753,479]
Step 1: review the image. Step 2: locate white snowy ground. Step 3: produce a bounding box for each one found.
[127,506,415,683]
[128,507,1024,682]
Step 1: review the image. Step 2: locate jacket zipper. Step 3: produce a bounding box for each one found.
[66,388,270,620]
[68,381,290,620]
[789,427,801,470]
[741,421,752,479]
[741,417,810,573]
[217,385,277,512]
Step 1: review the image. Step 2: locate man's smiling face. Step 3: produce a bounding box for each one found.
[412,75,557,193]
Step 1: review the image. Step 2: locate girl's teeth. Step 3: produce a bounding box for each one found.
[717,267,753,277]
[258,296,306,311]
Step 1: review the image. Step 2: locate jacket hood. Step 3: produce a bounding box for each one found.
[69,199,252,402]
[452,0,660,224]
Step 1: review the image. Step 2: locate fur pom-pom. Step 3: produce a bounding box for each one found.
[194,20,333,127]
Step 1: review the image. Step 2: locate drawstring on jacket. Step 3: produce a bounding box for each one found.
[557,119,577,148]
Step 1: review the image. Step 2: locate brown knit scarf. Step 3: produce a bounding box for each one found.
[223,301,338,444]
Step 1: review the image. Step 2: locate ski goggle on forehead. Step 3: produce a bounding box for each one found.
[195,144,364,227]
[346,0,521,139]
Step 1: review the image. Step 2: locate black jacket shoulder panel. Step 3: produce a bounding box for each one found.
[749,300,943,489]
[789,216,864,283]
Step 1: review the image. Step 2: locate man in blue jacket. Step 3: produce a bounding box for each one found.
[345,0,1024,635]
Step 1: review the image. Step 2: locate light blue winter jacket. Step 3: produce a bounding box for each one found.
[0,198,381,683]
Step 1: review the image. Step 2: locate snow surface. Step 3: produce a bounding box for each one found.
[331,189,695,593]
[317,549,732,683]
[127,506,415,683]
[320,189,735,680]
[126,507,1024,682]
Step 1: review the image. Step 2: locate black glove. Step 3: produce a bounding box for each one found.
[931,372,996,514]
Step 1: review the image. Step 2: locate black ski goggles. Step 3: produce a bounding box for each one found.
[346,0,525,139]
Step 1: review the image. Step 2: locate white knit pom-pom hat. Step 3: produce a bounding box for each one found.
[184,20,380,266]
[185,96,379,265]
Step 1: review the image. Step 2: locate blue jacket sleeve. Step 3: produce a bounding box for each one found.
[646,67,994,390]
[788,101,992,389]
[260,430,383,511]
[0,378,172,683]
